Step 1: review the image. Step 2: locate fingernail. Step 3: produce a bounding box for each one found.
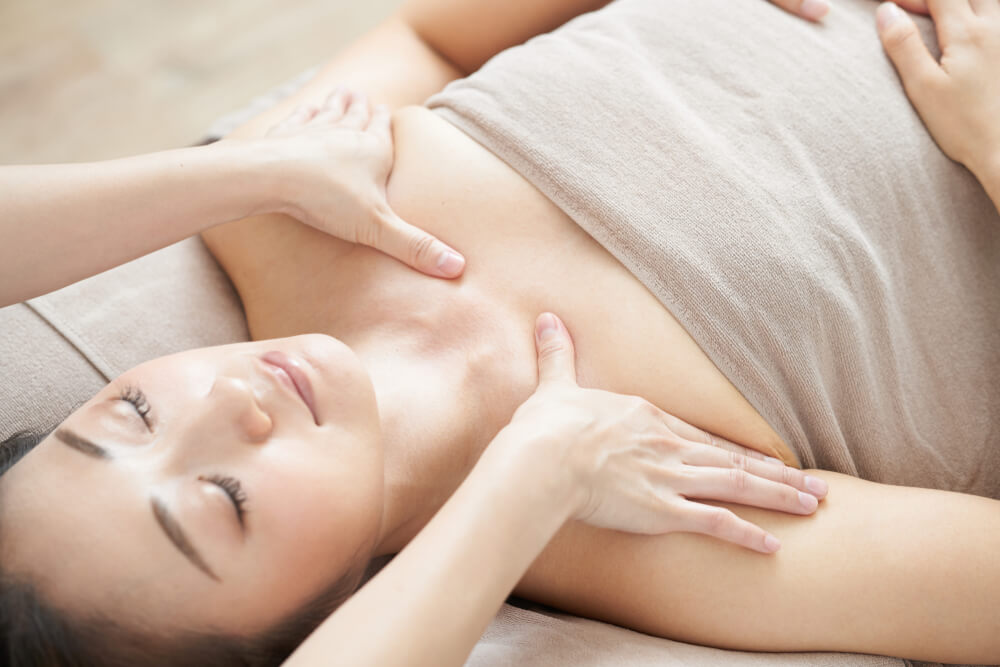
[800,0,831,21]
[799,491,819,512]
[435,249,465,277]
[804,475,828,497]
[764,455,783,465]
[877,2,903,30]
[536,313,559,343]
[764,534,781,553]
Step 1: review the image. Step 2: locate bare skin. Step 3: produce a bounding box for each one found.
[196,1,1000,662]
[2,0,997,663]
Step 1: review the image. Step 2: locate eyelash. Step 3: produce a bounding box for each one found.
[116,383,248,527]
[200,474,248,527]
[118,384,153,428]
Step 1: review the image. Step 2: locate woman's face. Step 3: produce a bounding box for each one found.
[0,334,384,636]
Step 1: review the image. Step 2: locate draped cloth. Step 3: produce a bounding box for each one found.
[427,0,1000,499]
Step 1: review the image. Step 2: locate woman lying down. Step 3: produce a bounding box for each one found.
[1,0,999,664]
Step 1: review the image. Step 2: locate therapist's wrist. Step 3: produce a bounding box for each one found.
[201,137,294,222]
[474,422,582,528]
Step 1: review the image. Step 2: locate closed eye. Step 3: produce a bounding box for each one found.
[118,383,153,429]
[200,474,248,529]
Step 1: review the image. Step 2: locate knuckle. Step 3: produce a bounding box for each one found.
[729,450,749,471]
[354,218,382,248]
[883,22,919,52]
[406,233,438,265]
[737,522,756,548]
[704,508,730,535]
[780,464,801,488]
[539,337,569,361]
[730,468,751,494]
[662,432,686,454]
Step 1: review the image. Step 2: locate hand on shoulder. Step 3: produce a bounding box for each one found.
[489,313,829,554]
[253,85,466,279]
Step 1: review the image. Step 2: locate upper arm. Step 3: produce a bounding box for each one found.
[515,470,1000,664]
[400,0,610,74]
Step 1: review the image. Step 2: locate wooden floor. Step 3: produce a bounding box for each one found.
[0,0,398,164]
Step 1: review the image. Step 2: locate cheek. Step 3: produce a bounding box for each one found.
[253,435,384,571]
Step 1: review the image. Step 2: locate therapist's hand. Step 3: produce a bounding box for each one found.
[496,312,828,554]
[766,0,928,22]
[876,1,1000,187]
[262,86,466,279]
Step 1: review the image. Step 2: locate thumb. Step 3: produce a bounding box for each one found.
[534,313,577,386]
[877,3,941,102]
[374,211,466,279]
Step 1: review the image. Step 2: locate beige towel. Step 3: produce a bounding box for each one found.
[427,0,1000,502]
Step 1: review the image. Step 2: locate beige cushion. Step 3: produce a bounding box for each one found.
[0,237,248,441]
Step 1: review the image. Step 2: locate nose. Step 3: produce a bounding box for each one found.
[148,374,272,478]
[203,375,274,442]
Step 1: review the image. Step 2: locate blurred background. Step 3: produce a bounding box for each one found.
[0,0,398,163]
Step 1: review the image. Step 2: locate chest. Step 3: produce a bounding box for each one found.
[379,107,794,461]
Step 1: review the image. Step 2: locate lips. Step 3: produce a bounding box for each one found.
[260,351,319,424]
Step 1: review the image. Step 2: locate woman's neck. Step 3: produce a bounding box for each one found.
[329,277,538,556]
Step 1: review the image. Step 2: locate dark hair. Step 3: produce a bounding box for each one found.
[0,431,369,666]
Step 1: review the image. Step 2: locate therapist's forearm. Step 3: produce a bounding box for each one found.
[283,440,576,667]
[0,141,280,307]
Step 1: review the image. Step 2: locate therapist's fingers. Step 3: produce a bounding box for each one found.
[659,413,779,464]
[970,0,999,16]
[925,0,977,48]
[893,0,929,14]
[312,86,351,123]
[677,502,781,553]
[768,0,831,22]
[534,313,579,387]
[340,90,371,130]
[369,209,466,279]
[767,0,929,22]
[877,2,944,105]
[676,466,821,516]
[681,445,828,498]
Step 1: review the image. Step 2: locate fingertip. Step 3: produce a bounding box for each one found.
[535,312,561,346]
[533,313,577,385]
[763,534,781,553]
[799,0,831,22]
[434,246,465,278]
[876,1,905,31]
[798,490,819,513]
[804,474,829,498]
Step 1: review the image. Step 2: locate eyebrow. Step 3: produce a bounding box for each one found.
[151,498,221,582]
[54,428,220,582]
[54,428,109,459]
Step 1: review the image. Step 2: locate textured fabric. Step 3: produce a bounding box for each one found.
[0,238,249,442]
[427,0,1000,500]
